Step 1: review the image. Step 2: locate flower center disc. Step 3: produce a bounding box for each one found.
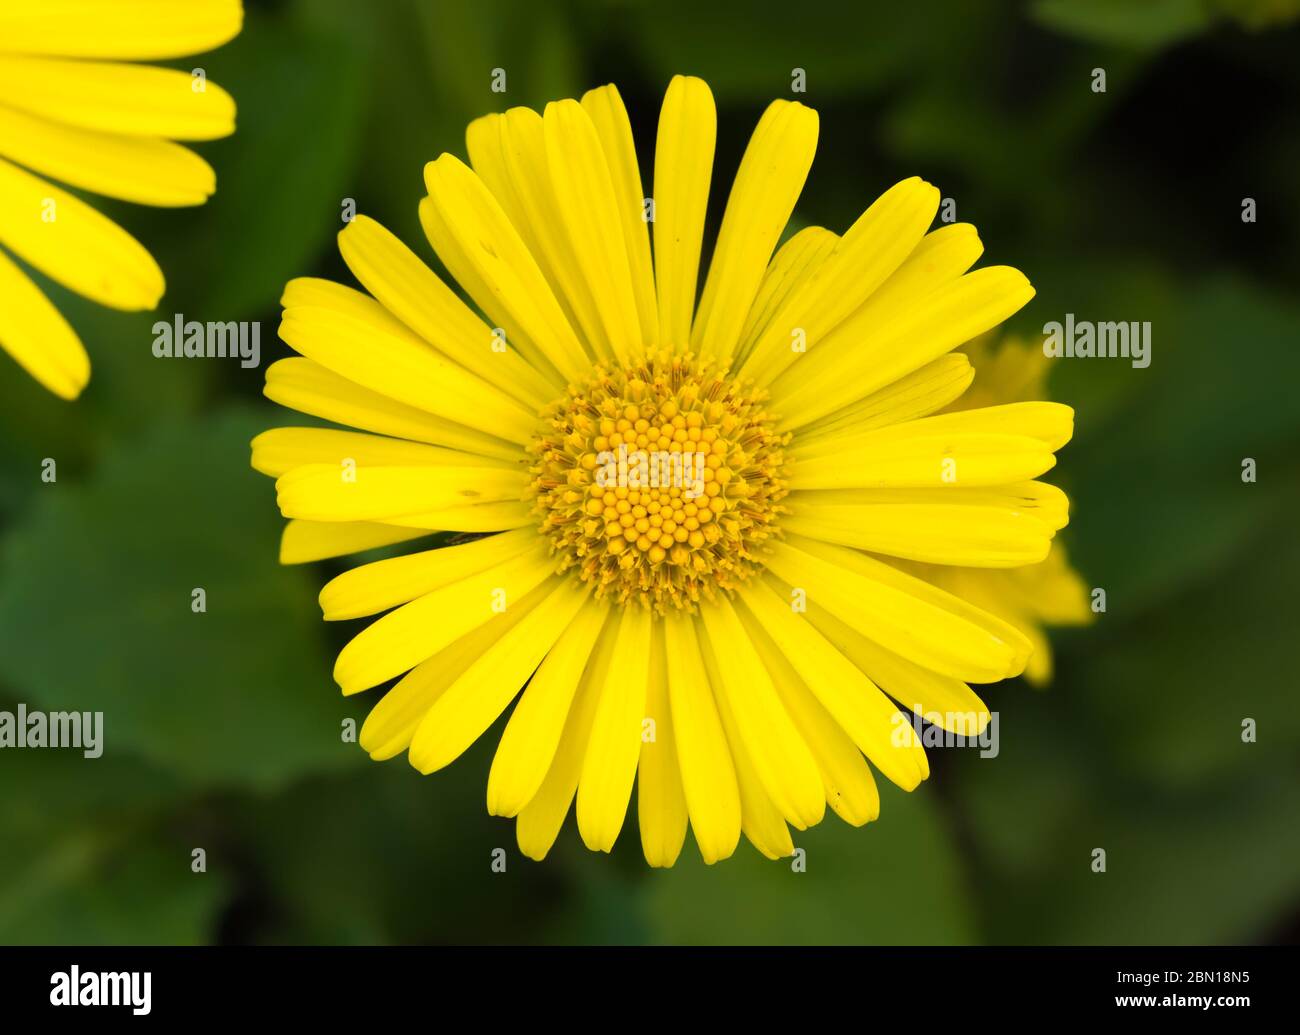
[530,352,789,612]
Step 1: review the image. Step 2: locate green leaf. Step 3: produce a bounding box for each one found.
[0,407,355,790]
[1032,0,1212,49]
[0,750,224,944]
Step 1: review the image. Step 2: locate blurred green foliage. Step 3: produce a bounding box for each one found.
[1,0,1298,945]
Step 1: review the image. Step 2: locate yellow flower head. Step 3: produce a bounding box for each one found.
[0,0,242,398]
[253,76,1077,866]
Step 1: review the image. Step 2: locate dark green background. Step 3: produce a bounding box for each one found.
[1,0,1297,945]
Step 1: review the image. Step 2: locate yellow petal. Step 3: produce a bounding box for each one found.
[422,154,589,382]
[737,605,880,826]
[0,55,235,140]
[0,245,88,398]
[318,526,539,620]
[787,431,1057,491]
[0,105,214,207]
[783,501,1055,567]
[336,214,559,409]
[775,264,1034,428]
[739,577,929,791]
[542,99,642,362]
[274,463,528,524]
[463,108,604,367]
[763,536,1028,683]
[740,177,940,385]
[251,426,516,478]
[581,85,658,349]
[263,357,520,462]
[661,609,740,864]
[359,599,540,761]
[333,541,554,695]
[409,578,590,774]
[488,600,610,817]
[278,303,537,443]
[0,0,243,60]
[0,157,163,310]
[794,354,973,444]
[696,620,793,860]
[516,611,622,861]
[636,620,688,866]
[735,226,838,365]
[653,75,715,351]
[278,519,432,565]
[691,99,818,364]
[697,596,824,830]
[577,605,652,852]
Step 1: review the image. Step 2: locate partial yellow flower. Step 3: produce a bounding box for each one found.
[253,76,1077,866]
[901,334,1093,685]
[0,0,242,398]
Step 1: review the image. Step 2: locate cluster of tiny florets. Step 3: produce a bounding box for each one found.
[529,351,789,612]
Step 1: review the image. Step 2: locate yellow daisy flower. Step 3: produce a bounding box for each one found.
[252,76,1076,866]
[0,0,242,398]
[901,335,1094,686]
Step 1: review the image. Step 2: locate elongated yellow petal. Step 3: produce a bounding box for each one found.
[653,75,715,351]
[358,593,542,761]
[784,533,1034,680]
[543,99,642,362]
[739,577,929,791]
[422,154,589,382]
[741,177,940,385]
[0,157,162,310]
[637,621,688,866]
[381,500,532,533]
[333,542,555,694]
[802,602,992,736]
[763,537,1026,683]
[795,354,973,443]
[0,106,214,207]
[691,99,817,364]
[738,605,880,826]
[488,600,610,817]
[775,264,1034,428]
[319,527,539,620]
[274,463,528,524]
[0,246,88,398]
[278,305,536,443]
[581,84,658,350]
[0,0,243,60]
[696,620,793,860]
[788,431,1056,491]
[251,426,516,479]
[0,56,235,141]
[789,481,1069,532]
[262,357,520,461]
[697,596,824,830]
[466,107,608,364]
[516,612,621,861]
[577,605,652,851]
[783,502,1055,567]
[336,215,559,409]
[661,610,740,864]
[409,578,590,774]
[735,226,838,364]
[278,519,432,565]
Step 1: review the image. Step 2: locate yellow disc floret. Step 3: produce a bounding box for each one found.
[530,351,789,612]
